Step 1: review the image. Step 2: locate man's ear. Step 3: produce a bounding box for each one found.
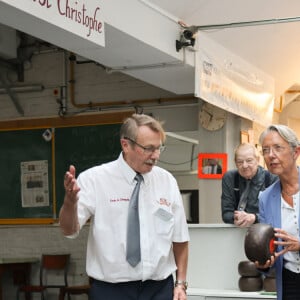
[120,138,130,153]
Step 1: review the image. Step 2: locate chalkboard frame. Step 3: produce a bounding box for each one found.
[0,111,132,224]
[0,128,54,222]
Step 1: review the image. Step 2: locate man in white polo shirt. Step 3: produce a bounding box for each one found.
[59,113,189,300]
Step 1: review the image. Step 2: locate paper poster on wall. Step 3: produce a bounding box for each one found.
[20,160,49,207]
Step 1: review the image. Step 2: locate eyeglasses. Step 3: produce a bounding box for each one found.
[124,137,166,154]
[261,145,287,156]
[236,158,256,167]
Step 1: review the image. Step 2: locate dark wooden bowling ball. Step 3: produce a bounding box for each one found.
[244,223,277,264]
[239,276,263,292]
[263,276,276,292]
[238,260,260,277]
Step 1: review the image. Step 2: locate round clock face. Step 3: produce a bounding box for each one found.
[199,103,227,131]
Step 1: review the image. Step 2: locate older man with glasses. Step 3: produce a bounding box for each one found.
[59,113,189,300]
[221,143,278,227]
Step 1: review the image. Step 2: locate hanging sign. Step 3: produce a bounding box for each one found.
[195,33,274,126]
[0,0,105,46]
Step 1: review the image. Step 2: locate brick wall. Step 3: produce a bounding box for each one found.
[0,224,89,299]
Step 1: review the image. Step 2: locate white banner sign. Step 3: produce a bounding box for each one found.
[195,34,274,126]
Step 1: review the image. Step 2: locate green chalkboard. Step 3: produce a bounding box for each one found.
[0,129,53,219]
[0,123,122,222]
[55,123,122,215]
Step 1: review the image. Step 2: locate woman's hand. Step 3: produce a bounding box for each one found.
[254,255,276,269]
[274,228,300,255]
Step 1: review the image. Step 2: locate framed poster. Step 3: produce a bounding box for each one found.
[240,131,249,143]
[198,153,227,179]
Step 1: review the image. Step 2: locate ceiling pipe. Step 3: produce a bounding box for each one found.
[179,15,300,33]
[67,52,197,112]
[0,84,43,94]
[105,60,185,73]
[0,72,24,116]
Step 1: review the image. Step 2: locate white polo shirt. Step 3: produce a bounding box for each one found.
[75,153,190,282]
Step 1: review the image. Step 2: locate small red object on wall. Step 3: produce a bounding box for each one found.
[198,153,227,179]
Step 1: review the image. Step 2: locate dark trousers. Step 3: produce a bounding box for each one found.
[282,268,300,300]
[89,275,174,300]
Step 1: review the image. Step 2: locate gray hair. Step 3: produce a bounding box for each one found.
[234,143,259,162]
[120,113,166,142]
[259,124,300,148]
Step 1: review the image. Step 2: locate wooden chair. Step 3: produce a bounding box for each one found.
[16,254,70,300]
[58,278,91,300]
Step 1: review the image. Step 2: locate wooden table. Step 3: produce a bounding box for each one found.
[0,257,39,300]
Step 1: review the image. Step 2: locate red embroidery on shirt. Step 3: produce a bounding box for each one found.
[158,198,170,206]
[110,198,129,202]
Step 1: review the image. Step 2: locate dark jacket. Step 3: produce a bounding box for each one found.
[221,165,278,224]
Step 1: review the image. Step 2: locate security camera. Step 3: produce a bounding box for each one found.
[183,30,195,40]
[176,31,196,52]
[176,22,198,52]
[42,129,52,142]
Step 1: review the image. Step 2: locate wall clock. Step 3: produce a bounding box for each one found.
[199,102,227,131]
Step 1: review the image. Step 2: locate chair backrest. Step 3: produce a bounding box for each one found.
[39,254,70,288]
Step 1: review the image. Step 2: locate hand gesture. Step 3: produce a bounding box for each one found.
[64,165,80,200]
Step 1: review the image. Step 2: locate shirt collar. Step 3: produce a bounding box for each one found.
[247,166,264,185]
[117,153,136,184]
[117,152,149,185]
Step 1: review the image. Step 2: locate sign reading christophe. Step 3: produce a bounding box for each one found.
[32,0,103,38]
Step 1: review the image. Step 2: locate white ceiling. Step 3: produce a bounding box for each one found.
[1,0,300,109]
[150,0,300,104]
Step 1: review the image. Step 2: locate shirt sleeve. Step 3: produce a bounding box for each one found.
[171,178,190,242]
[77,169,96,228]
